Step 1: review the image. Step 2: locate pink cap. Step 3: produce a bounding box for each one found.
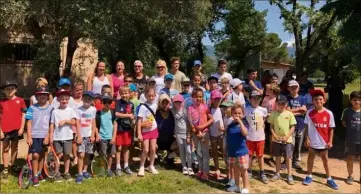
[211,89,223,99]
[173,94,184,102]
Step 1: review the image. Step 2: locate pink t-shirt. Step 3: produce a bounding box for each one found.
[261,96,277,113]
[187,103,210,132]
[112,73,125,98]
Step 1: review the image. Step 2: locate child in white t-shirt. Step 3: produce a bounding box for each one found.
[49,89,78,182]
[137,88,159,177]
[209,90,224,180]
[75,91,96,184]
[230,78,246,109]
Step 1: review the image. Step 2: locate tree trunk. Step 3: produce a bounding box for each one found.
[63,35,78,77]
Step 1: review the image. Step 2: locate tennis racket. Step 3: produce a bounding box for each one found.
[18,154,33,189]
[91,144,108,177]
[44,145,59,179]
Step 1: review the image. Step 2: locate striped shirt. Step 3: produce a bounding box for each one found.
[25,104,53,138]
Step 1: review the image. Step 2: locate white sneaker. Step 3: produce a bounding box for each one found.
[188,168,194,176]
[138,167,145,177]
[241,188,249,193]
[149,166,159,175]
[227,185,241,193]
[182,167,188,175]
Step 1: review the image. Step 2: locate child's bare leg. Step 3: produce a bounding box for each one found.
[10,140,18,165]
[77,152,85,174]
[347,155,354,177]
[83,154,89,172]
[241,167,249,190]
[286,156,292,176]
[211,140,219,173]
[72,141,78,164]
[320,150,330,178]
[32,153,40,176]
[38,152,45,175]
[140,140,149,167]
[63,154,71,173]
[149,139,157,167]
[233,163,240,187]
[122,146,130,167]
[55,153,62,173]
[116,146,122,169]
[258,155,265,171]
[275,156,281,174]
[2,141,10,169]
[306,148,316,175]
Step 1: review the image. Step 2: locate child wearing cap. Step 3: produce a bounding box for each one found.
[113,86,135,176]
[159,74,179,100]
[220,101,235,188]
[180,77,192,108]
[341,91,361,185]
[302,90,338,190]
[226,104,249,193]
[172,94,194,175]
[188,88,214,180]
[0,81,26,179]
[49,89,78,182]
[245,90,269,184]
[96,94,116,177]
[51,77,77,109]
[30,77,53,105]
[25,86,53,186]
[287,80,307,170]
[230,78,246,108]
[209,90,225,179]
[75,91,97,184]
[268,95,297,185]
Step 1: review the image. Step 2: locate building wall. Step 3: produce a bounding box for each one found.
[261,63,290,84]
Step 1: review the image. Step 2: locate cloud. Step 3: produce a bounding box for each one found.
[285,38,295,47]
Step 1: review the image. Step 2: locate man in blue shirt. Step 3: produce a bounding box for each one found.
[244,69,263,94]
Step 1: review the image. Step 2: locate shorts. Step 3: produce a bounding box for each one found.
[272,142,293,158]
[228,155,249,169]
[1,130,23,142]
[310,147,328,153]
[78,137,94,154]
[246,140,265,157]
[99,139,116,157]
[345,143,361,156]
[53,140,72,155]
[29,138,47,154]
[142,129,158,140]
[116,131,132,146]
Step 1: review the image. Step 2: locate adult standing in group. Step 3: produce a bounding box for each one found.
[112,60,127,99]
[152,60,168,93]
[87,61,113,96]
[170,57,186,92]
[191,60,208,90]
[298,72,314,96]
[244,68,263,94]
[211,59,233,87]
[132,60,149,96]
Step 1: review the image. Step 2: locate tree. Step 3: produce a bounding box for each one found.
[213,0,267,77]
[270,0,337,75]
[262,33,292,64]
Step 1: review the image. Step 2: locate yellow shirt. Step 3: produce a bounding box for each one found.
[267,110,297,143]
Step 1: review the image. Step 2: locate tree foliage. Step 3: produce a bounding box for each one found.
[262,33,292,64]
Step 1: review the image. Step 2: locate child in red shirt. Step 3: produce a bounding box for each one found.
[0,81,27,179]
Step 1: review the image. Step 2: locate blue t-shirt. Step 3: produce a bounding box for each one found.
[115,99,134,132]
[25,104,53,139]
[98,110,114,140]
[227,119,249,157]
[244,79,263,90]
[180,92,191,100]
[288,95,306,131]
[204,90,211,106]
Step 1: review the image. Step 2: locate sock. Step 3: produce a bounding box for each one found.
[82,170,87,173]
[124,163,129,168]
[116,164,121,169]
[327,177,332,180]
[308,174,313,178]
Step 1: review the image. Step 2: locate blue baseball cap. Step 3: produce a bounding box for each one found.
[58,78,71,87]
[164,74,174,81]
[83,91,95,98]
[129,83,137,92]
[193,60,202,66]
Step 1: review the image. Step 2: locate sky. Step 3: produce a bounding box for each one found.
[202,0,326,46]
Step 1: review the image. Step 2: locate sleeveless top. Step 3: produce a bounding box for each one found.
[92,75,110,94]
[133,74,148,96]
[112,73,125,98]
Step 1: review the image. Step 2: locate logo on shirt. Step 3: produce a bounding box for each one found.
[16,100,20,104]
[314,123,328,128]
[323,116,327,122]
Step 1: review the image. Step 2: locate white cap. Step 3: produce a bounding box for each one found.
[231,78,244,88]
[288,80,299,87]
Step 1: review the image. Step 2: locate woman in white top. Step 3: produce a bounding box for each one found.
[87,61,113,96]
[152,60,168,93]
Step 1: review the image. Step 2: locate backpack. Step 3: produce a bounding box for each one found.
[96,110,116,130]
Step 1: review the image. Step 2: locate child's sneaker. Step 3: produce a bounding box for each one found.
[149,166,159,175]
[1,168,9,179]
[107,169,114,177]
[201,173,209,180]
[287,175,295,185]
[227,185,241,193]
[138,167,145,177]
[259,173,268,184]
[346,176,354,185]
[271,173,280,182]
[182,167,188,175]
[115,168,122,176]
[241,188,249,193]
[188,168,194,176]
[302,176,313,185]
[226,179,235,187]
[54,173,64,183]
[33,176,39,187]
[327,178,339,190]
[196,171,203,178]
[75,174,83,184]
[124,166,133,175]
[38,174,46,182]
[64,172,72,181]
[82,172,92,179]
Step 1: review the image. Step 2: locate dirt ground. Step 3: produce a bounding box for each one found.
[1,134,360,193]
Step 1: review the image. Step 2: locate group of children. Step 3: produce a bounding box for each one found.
[0,72,360,193]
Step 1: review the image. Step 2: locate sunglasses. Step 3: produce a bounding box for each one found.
[134,66,142,68]
[157,66,165,69]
